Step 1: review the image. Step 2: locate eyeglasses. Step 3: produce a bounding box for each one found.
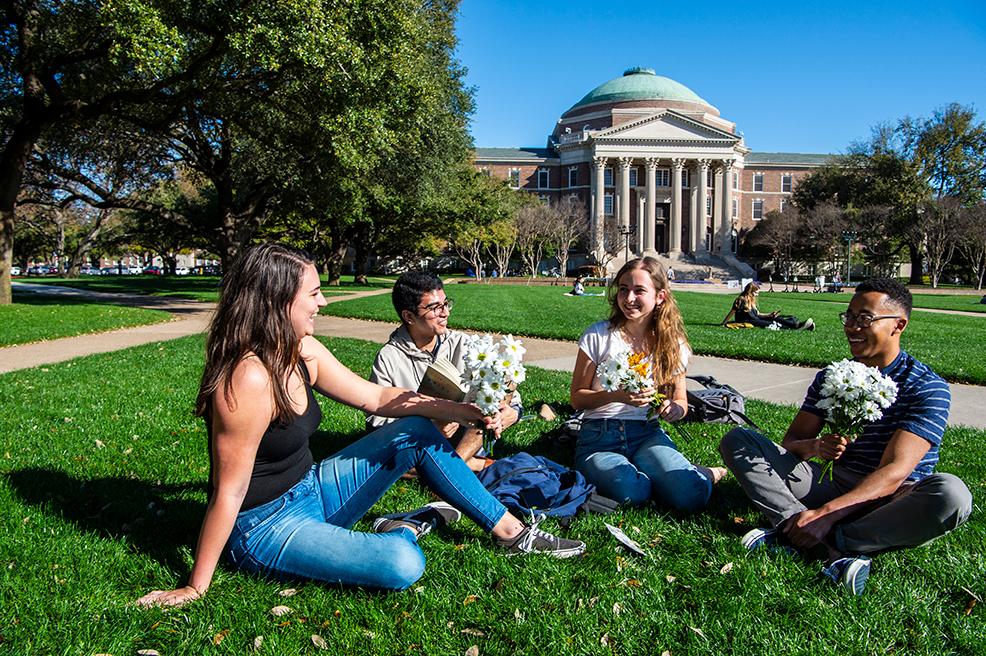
[419,299,454,316]
[839,311,900,328]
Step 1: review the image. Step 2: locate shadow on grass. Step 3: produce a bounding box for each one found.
[12,285,212,316]
[6,468,206,570]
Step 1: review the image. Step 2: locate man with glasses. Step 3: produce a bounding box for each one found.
[719,278,972,594]
[367,271,521,471]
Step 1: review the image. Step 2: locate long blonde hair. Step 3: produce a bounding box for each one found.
[736,282,761,312]
[607,257,690,391]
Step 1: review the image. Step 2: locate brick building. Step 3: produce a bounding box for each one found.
[474,67,831,263]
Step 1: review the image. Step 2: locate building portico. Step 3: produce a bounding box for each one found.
[473,67,832,271]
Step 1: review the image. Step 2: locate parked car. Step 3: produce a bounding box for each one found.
[79,265,100,275]
[142,265,163,276]
[100,266,121,275]
[174,266,190,276]
[27,265,50,276]
[10,266,21,276]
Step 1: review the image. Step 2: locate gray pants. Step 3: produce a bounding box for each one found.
[719,427,973,555]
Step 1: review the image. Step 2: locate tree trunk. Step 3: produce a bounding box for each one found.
[908,242,924,285]
[352,225,371,285]
[0,117,46,303]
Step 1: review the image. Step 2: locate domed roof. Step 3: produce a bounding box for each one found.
[567,67,711,112]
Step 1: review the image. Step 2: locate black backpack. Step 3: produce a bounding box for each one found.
[682,375,761,430]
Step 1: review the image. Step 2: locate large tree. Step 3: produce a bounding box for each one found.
[0,0,239,302]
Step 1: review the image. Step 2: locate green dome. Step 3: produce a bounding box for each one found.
[568,68,710,111]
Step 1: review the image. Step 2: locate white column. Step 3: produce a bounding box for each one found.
[618,157,632,233]
[645,157,658,253]
[670,158,685,254]
[636,194,645,253]
[712,164,723,254]
[592,156,606,259]
[719,160,734,254]
[688,163,699,253]
[695,159,710,253]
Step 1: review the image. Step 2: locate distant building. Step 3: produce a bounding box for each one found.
[474,67,832,262]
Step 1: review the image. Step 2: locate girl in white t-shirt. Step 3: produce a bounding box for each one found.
[570,257,726,511]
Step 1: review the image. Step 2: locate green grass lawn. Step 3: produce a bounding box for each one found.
[21,276,388,302]
[761,290,986,314]
[1,337,982,654]
[0,295,173,348]
[322,285,986,385]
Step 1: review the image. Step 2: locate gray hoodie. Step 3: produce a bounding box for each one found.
[366,325,469,428]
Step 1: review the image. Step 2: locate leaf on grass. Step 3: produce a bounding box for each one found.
[965,598,977,616]
[363,630,375,639]
[270,605,292,617]
[413,586,425,594]
[136,651,160,656]
[279,588,298,597]
[454,543,468,551]
[311,634,329,649]
[612,602,623,616]
[719,562,734,575]
[514,608,523,622]
[212,629,229,645]
[252,635,264,650]
[447,621,455,629]
[333,609,342,618]
[465,646,480,656]
[689,626,707,639]
[733,516,746,524]
[600,632,612,646]
[623,578,642,588]
[589,596,599,607]
[661,651,671,656]
[94,439,105,449]
[149,622,160,630]
[665,575,676,583]
[277,621,291,628]
[461,628,485,637]
[463,594,479,605]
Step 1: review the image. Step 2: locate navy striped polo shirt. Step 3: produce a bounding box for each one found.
[801,350,950,481]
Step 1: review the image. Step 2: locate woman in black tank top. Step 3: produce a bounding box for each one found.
[137,244,584,607]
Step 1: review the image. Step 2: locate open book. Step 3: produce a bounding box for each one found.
[418,357,467,402]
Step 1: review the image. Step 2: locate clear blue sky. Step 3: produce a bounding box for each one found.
[455,0,986,154]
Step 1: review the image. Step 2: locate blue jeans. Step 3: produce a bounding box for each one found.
[575,418,713,512]
[226,416,507,590]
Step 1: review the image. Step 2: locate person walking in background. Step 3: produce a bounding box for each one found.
[136,245,584,608]
[569,257,726,512]
[721,282,814,330]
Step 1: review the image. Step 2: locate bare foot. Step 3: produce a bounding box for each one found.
[709,467,728,484]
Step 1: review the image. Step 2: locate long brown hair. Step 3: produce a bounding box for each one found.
[607,257,690,391]
[196,243,314,424]
[736,282,761,312]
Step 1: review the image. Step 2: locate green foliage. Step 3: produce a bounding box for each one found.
[0,336,982,653]
[325,285,986,384]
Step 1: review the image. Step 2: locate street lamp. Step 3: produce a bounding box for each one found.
[619,223,636,263]
[841,230,857,286]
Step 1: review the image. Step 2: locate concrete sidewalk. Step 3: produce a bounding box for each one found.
[3,282,984,428]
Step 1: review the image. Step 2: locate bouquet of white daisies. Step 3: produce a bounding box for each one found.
[461,334,526,455]
[815,358,898,481]
[596,348,666,419]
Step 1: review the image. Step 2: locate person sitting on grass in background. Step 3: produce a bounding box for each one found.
[136,245,583,608]
[570,257,727,512]
[718,278,972,595]
[367,271,521,472]
[721,282,814,330]
[571,275,586,296]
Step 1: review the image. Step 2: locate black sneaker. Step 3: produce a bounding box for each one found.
[495,513,586,558]
[372,502,461,540]
[822,555,871,595]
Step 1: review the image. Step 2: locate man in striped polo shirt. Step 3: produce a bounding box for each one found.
[719,278,972,594]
